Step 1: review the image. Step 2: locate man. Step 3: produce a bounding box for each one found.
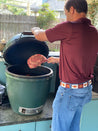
[31,0,98,131]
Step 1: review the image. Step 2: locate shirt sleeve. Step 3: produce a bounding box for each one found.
[45,22,72,43]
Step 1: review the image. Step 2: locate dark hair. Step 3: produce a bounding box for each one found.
[65,0,88,14]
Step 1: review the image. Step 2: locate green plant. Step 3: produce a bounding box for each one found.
[88,0,98,26]
[7,5,26,15]
[0,0,27,15]
[37,3,57,29]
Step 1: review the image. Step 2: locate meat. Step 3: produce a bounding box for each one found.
[27,54,47,69]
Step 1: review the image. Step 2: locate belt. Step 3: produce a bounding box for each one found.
[60,80,92,89]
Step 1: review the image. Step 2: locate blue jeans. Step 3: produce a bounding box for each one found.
[51,83,92,131]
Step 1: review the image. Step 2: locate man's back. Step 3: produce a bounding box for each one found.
[59,18,98,83]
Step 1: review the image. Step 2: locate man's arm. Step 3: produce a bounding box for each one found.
[31,27,60,64]
[31,27,48,41]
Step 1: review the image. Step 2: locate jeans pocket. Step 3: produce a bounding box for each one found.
[68,92,92,111]
[52,86,67,109]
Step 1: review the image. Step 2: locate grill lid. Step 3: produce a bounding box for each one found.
[3,32,49,65]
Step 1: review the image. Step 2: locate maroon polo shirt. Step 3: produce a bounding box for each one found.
[46,18,98,84]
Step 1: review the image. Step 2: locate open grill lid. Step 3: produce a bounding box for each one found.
[3,32,49,65]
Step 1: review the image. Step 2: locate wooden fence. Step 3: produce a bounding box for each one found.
[0,15,37,42]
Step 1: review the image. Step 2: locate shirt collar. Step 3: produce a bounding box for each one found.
[70,18,91,24]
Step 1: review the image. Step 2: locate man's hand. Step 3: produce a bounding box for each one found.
[31,27,48,41]
[31,27,40,34]
[47,57,60,64]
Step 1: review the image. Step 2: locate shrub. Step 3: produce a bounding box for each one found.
[37,3,57,29]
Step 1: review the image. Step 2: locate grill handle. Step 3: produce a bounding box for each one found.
[19,31,35,40]
[21,31,34,36]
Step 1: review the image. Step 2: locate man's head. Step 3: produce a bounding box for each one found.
[64,0,88,21]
